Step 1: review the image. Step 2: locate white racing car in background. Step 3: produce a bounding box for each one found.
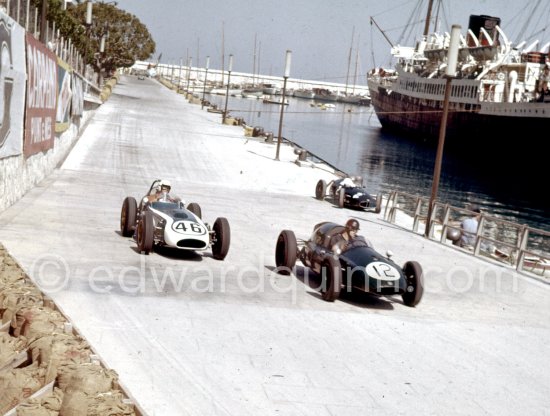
[120,180,230,260]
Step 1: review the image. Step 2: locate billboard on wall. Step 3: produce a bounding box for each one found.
[24,33,57,157]
[0,11,26,159]
[71,74,84,117]
[55,58,72,132]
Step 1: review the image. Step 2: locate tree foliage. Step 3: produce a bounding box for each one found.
[33,0,155,74]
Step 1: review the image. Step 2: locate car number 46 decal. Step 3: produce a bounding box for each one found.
[365,262,400,280]
[172,221,206,235]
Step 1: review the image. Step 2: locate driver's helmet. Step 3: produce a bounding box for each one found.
[345,218,360,232]
[340,177,355,188]
[158,179,171,193]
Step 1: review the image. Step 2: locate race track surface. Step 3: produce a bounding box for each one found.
[0,75,548,416]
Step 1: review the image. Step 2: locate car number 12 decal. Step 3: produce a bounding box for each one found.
[172,221,206,235]
[365,262,400,280]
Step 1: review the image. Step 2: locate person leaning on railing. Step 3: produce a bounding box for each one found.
[537,65,550,102]
[459,205,481,248]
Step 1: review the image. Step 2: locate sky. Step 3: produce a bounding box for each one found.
[112,0,549,84]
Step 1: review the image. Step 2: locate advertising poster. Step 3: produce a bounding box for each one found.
[55,58,72,133]
[24,34,57,157]
[71,74,84,117]
[0,11,26,159]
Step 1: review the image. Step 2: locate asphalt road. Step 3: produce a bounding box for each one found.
[0,75,548,416]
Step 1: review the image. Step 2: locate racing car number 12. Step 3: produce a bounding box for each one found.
[172,221,206,235]
[365,262,400,281]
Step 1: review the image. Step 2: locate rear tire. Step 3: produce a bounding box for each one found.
[315,180,327,200]
[187,202,202,219]
[275,230,297,274]
[402,261,424,307]
[338,188,345,208]
[320,256,342,302]
[137,211,154,254]
[212,217,230,260]
[120,197,137,237]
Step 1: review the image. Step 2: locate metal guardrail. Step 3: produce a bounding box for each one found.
[383,190,550,277]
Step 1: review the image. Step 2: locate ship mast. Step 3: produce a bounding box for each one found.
[422,0,434,37]
[345,26,355,95]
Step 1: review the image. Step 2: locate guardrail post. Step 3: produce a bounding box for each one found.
[516,226,529,272]
[412,197,422,233]
[473,214,484,256]
[440,204,450,243]
[383,191,395,221]
[426,199,436,238]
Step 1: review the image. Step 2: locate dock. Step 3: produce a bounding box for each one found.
[0,75,548,415]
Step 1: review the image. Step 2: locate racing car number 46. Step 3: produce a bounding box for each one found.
[172,221,206,235]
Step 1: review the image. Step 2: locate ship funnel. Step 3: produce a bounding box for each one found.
[466,15,501,47]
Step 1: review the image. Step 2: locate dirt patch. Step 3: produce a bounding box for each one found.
[0,243,142,415]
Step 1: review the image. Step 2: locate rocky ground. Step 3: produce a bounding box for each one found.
[0,243,141,416]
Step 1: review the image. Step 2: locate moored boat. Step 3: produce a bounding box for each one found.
[313,88,340,102]
[241,87,264,98]
[263,97,289,105]
[293,89,316,99]
[367,8,550,161]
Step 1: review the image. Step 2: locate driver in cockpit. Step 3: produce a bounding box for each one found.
[147,180,181,203]
[329,218,373,254]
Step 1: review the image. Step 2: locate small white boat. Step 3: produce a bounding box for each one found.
[263,97,289,105]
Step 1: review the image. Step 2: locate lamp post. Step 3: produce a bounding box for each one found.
[85,2,92,54]
[202,56,210,109]
[186,57,192,96]
[40,0,49,43]
[97,33,105,85]
[222,54,233,124]
[275,50,292,161]
[425,24,461,237]
[177,58,183,93]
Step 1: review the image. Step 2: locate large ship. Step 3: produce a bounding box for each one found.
[367,9,549,160]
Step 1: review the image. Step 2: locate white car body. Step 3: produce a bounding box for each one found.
[147,202,210,251]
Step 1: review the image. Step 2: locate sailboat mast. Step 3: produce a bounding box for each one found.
[422,0,434,37]
[352,34,360,94]
[258,41,262,85]
[345,26,355,95]
[196,38,200,81]
[252,33,257,86]
[221,21,225,86]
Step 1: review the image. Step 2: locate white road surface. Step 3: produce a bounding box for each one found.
[0,75,548,416]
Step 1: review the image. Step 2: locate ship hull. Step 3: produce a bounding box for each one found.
[369,82,549,162]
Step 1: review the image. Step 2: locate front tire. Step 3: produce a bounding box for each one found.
[401,261,424,307]
[137,211,154,254]
[187,202,202,219]
[120,197,137,237]
[212,217,230,260]
[275,230,297,275]
[338,188,345,208]
[315,180,327,200]
[320,256,342,302]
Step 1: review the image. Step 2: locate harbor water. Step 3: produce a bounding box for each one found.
[206,93,549,233]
